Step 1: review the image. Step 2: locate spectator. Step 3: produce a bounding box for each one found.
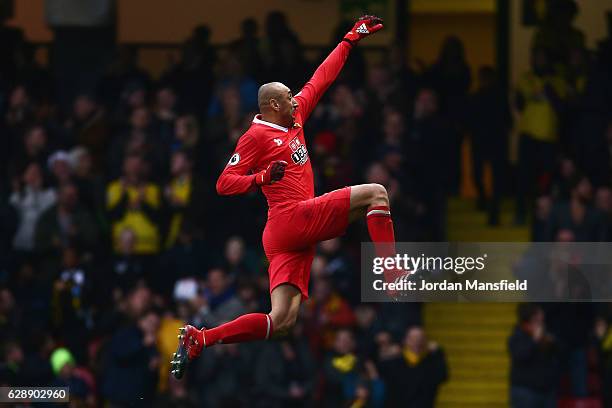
[173,114,200,151]
[5,85,35,142]
[386,43,420,113]
[35,182,98,258]
[551,157,577,202]
[423,36,472,194]
[34,182,97,289]
[109,227,156,293]
[546,174,607,241]
[208,55,259,118]
[467,66,512,225]
[0,340,24,386]
[532,0,585,65]
[353,304,382,360]
[206,85,248,171]
[9,125,49,181]
[195,268,245,328]
[50,247,93,358]
[361,65,399,145]
[69,146,105,216]
[230,18,264,80]
[15,332,54,389]
[172,114,211,180]
[115,81,149,127]
[10,163,57,253]
[542,302,596,398]
[47,150,73,187]
[100,288,160,406]
[98,46,152,111]
[595,186,612,238]
[223,235,259,280]
[107,154,162,255]
[377,326,448,408]
[317,237,356,303]
[152,85,178,147]
[595,317,612,407]
[303,276,355,354]
[515,46,566,224]
[162,25,216,116]
[108,106,167,181]
[195,342,256,407]
[253,323,315,407]
[508,303,560,408]
[49,347,93,405]
[64,92,110,174]
[262,11,301,84]
[154,375,196,408]
[158,224,210,295]
[321,328,385,408]
[404,88,450,240]
[532,195,553,242]
[163,149,206,249]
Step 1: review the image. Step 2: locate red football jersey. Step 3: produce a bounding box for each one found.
[216,41,352,218]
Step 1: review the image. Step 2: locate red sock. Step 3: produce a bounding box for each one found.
[203,313,273,346]
[366,206,402,285]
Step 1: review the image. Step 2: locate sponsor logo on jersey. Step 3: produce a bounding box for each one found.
[289,137,308,165]
[273,138,283,146]
[228,153,240,166]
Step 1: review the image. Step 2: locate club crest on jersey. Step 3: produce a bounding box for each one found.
[289,137,308,165]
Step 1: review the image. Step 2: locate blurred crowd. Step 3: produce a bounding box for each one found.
[506,1,612,407]
[0,0,611,406]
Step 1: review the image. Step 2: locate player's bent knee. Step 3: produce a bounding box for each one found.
[369,183,389,206]
[269,309,298,337]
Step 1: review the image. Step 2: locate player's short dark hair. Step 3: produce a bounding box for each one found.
[517,303,541,323]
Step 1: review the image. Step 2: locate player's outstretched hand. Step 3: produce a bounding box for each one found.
[256,160,288,186]
[344,15,384,45]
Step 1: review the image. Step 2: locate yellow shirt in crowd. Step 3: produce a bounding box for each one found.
[517,71,567,143]
[107,181,161,254]
[165,176,192,249]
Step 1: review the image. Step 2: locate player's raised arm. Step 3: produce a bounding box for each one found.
[295,15,383,121]
[216,133,287,196]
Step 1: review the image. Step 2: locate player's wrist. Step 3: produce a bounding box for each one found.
[254,170,267,186]
[342,38,355,48]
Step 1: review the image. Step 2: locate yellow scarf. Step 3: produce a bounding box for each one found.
[403,348,427,366]
[332,353,357,373]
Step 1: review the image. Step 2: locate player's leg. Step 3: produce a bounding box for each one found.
[297,183,394,250]
[172,305,276,378]
[172,284,300,374]
[268,283,302,338]
[349,184,395,254]
[348,183,389,222]
[189,283,300,347]
[349,184,404,291]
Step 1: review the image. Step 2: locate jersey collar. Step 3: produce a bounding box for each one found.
[253,115,288,133]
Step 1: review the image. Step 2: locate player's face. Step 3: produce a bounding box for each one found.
[279,88,298,124]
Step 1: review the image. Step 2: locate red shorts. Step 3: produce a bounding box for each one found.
[262,187,351,299]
